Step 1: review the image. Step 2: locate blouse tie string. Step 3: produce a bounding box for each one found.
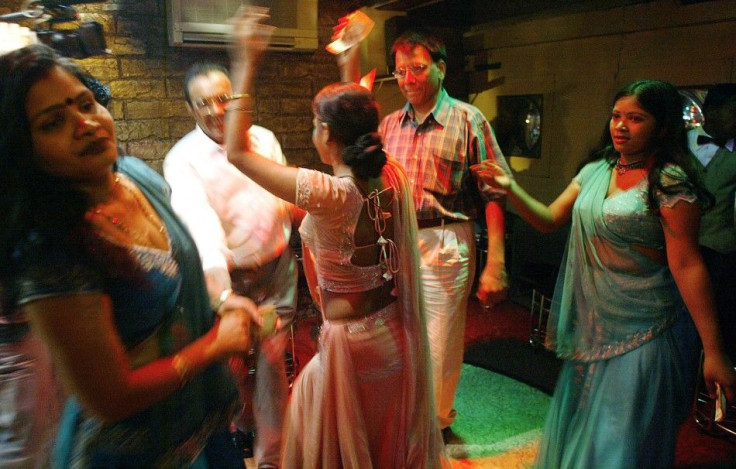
[366,189,399,282]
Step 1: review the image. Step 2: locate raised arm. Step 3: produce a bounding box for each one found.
[226,7,298,204]
[660,200,736,402]
[471,161,578,233]
[338,43,362,84]
[25,292,255,423]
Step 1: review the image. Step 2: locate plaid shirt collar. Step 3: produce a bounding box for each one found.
[398,88,451,128]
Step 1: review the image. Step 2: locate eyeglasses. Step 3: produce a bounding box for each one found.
[191,93,250,114]
[392,64,429,79]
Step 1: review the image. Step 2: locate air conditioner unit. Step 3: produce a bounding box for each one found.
[166,0,318,52]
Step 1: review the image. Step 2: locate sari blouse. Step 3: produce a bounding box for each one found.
[296,169,387,294]
[548,159,698,362]
[10,156,237,467]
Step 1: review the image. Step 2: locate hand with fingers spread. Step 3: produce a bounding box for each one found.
[470,160,513,191]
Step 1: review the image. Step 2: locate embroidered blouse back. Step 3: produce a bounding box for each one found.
[296,169,398,294]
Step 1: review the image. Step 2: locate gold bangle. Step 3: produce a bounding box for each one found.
[172,353,192,387]
[214,288,233,313]
[225,108,254,113]
[227,93,250,100]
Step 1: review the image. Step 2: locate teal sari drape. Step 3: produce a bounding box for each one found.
[548,159,696,361]
[51,156,238,468]
[536,159,701,468]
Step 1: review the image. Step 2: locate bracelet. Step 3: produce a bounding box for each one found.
[214,288,233,313]
[225,93,252,113]
[172,353,192,388]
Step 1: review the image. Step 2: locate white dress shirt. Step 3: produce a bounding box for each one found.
[688,125,736,167]
[164,125,293,273]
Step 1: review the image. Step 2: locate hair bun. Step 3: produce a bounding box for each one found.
[343,132,387,179]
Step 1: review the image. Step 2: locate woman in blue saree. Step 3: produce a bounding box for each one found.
[0,44,256,468]
[473,80,736,468]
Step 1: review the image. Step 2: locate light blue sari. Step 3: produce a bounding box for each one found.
[536,159,700,468]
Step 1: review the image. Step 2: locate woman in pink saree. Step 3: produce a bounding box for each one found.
[224,9,446,468]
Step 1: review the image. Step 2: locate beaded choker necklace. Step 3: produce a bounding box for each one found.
[614,158,647,175]
[90,173,167,244]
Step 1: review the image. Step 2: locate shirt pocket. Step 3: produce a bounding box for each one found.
[427,151,464,197]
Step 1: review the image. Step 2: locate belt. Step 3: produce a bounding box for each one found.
[416,217,462,229]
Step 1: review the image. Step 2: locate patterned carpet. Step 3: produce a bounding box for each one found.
[446,364,548,468]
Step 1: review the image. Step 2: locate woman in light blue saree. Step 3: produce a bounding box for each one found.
[473,80,736,468]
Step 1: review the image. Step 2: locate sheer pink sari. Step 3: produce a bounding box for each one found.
[282,159,446,468]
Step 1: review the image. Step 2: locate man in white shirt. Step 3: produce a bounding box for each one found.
[164,62,297,469]
[687,83,736,360]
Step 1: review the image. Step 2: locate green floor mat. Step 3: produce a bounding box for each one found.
[446,364,550,460]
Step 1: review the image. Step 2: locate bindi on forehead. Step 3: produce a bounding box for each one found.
[28,90,90,125]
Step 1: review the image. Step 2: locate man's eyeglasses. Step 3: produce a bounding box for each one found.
[192,93,250,114]
[392,64,429,79]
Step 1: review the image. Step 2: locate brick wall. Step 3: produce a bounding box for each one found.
[1,0,351,173]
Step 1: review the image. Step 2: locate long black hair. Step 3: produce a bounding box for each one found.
[578,79,712,212]
[313,82,387,180]
[0,44,137,282]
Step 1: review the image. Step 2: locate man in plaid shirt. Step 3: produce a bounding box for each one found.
[342,28,512,437]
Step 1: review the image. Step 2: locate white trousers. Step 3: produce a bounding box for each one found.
[417,221,476,429]
[230,248,297,467]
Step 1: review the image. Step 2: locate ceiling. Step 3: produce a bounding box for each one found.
[354,0,712,29]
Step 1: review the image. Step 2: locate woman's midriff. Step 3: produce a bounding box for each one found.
[321,281,397,321]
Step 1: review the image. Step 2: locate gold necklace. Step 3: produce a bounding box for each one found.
[90,174,166,243]
[614,158,647,175]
